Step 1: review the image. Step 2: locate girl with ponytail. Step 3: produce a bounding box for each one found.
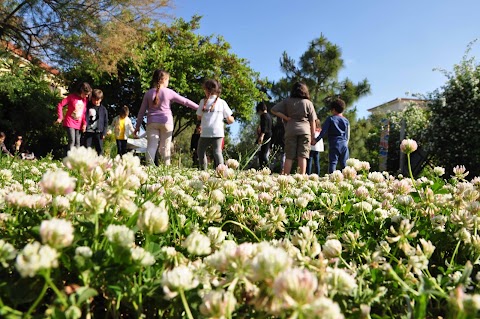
[134,69,199,165]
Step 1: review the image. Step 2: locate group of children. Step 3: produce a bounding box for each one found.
[55,73,348,175]
[0,132,35,160]
[56,71,235,169]
[56,82,134,157]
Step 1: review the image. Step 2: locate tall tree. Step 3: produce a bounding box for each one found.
[424,42,480,177]
[67,17,266,137]
[0,0,172,74]
[272,34,370,115]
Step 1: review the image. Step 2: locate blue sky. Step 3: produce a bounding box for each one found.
[168,0,480,136]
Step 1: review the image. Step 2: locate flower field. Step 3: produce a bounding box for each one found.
[1,146,480,319]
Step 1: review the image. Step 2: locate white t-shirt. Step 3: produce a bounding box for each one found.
[311,131,324,152]
[196,96,233,138]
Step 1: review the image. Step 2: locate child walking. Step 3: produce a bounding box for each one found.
[111,106,134,156]
[134,69,199,165]
[196,79,234,170]
[315,98,350,173]
[271,82,317,175]
[84,89,108,155]
[56,82,92,151]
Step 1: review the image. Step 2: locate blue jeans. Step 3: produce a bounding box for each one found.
[307,150,320,175]
[328,142,349,173]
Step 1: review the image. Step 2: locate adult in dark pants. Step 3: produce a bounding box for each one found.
[256,102,272,169]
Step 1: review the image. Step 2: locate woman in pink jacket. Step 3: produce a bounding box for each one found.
[56,82,92,151]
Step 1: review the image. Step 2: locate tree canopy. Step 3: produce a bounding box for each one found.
[67,17,266,137]
[270,34,370,113]
[0,0,172,74]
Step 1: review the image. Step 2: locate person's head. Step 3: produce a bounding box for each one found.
[328,98,346,114]
[91,89,103,106]
[315,118,321,129]
[0,132,5,143]
[202,79,221,97]
[75,82,92,99]
[14,135,23,145]
[119,105,130,119]
[256,102,268,113]
[290,82,310,100]
[151,69,170,104]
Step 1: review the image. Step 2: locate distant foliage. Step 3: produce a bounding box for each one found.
[424,43,480,177]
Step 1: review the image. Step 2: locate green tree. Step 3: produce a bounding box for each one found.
[68,17,266,138]
[0,54,64,157]
[424,42,480,177]
[271,35,370,114]
[0,0,172,74]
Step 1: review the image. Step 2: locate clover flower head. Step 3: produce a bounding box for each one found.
[433,166,445,176]
[39,170,76,195]
[161,265,199,299]
[250,243,292,281]
[273,267,318,309]
[130,246,155,266]
[15,242,59,278]
[326,267,357,295]
[105,224,135,248]
[323,239,342,259]
[63,146,100,173]
[75,246,93,258]
[183,231,212,256]
[0,239,16,267]
[40,218,74,249]
[453,165,469,179]
[226,158,240,169]
[137,201,169,234]
[307,297,345,319]
[199,290,237,318]
[400,139,418,154]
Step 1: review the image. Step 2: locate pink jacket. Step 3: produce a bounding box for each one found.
[57,94,87,130]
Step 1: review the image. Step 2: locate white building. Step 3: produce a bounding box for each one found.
[367,97,427,115]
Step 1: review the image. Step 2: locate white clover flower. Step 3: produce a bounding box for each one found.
[75,246,93,258]
[346,158,361,170]
[0,239,16,267]
[273,267,318,309]
[63,146,100,173]
[207,227,227,249]
[325,267,357,295]
[342,166,357,180]
[353,201,373,213]
[323,239,342,259]
[40,218,74,249]
[105,224,135,248]
[15,242,59,278]
[329,170,344,182]
[183,231,212,256]
[250,243,292,281]
[84,190,107,215]
[295,196,309,208]
[307,297,345,319]
[210,189,225,204]
[0,169,13,181]
[39,170,76,195]
[453,165,469,179]
[161,265,199,299]
[368,172,385,183]
[199,290,237,318]
[137,201,169,234]
[226,159,240,169]
[400,139,418,154]
[433,166,445,176]
[52,196,70,211]
[130,246,155,266]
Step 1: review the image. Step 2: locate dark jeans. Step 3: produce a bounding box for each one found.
[65,127,81,151]
[307,150,320,175]
[116,140,128,156]
[197,137,224,170]
[328,142,349,173]
[258,136,272,169]
[84,132,104,155]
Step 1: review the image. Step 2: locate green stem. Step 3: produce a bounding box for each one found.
[179,289,194,319]
[44,273,68,307]
[221,220,260,242]
[25,281,48,318]
[449,240,461,270]
[388,267,420,297]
